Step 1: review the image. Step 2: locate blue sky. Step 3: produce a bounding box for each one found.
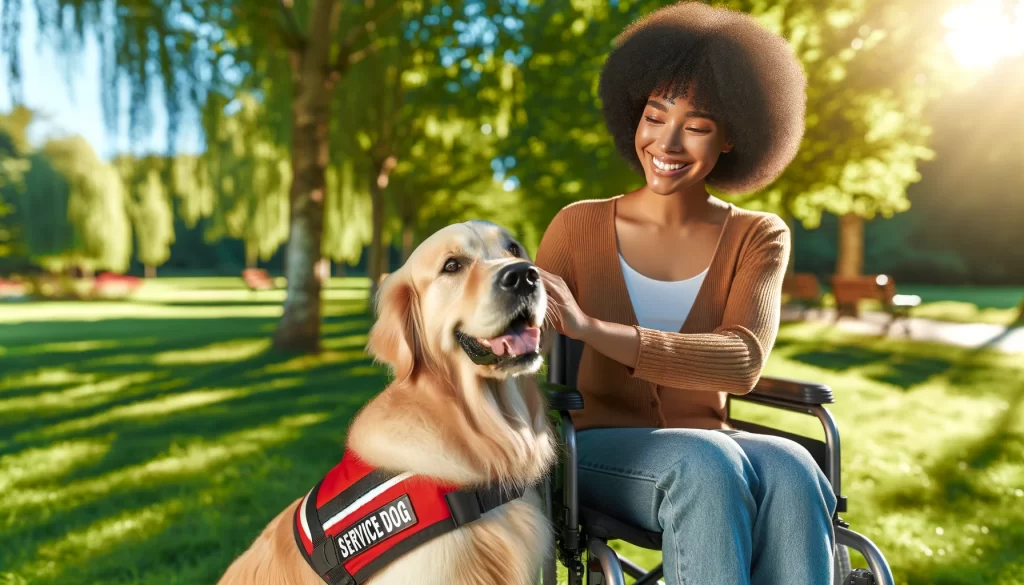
[0,0,201,160]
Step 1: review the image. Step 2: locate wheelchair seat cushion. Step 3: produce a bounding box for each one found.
[581,506,663,550]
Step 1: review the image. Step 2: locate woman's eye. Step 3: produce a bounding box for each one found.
[508,243,520,257]
[644,116,662,124]
[686,127,712,134]
[442,259,461,273]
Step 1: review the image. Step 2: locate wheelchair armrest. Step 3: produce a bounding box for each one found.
[540,381,585,412]
[740,376,834,405]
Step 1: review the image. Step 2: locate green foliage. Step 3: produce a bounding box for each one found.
[201,94,291,266]
[503,0,957,234]
[123,165,176,269]
[0,107,33,256]
[1,136,132,272]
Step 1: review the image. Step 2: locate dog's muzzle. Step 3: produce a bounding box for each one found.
[455,262,544,368]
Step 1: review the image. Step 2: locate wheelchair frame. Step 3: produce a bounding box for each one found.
[540,333,895,585]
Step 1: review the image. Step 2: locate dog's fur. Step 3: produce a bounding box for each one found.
[217,221,557,585]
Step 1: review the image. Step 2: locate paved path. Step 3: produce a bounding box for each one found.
[782,308,1024,353]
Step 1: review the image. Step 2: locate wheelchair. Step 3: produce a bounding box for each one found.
[539,333,894,585]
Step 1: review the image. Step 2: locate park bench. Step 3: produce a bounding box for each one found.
[830,274,921,334]
[242,268,275,291]
[91,273,143,298]
[0,277,28,299]
[782,272,824,319]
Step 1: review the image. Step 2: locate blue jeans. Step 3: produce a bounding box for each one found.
[577,427,837,585]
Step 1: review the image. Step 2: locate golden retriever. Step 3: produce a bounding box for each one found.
[217,220,556,585]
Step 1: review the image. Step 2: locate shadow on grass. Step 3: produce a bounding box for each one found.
[872,380,1024,584]
[775,324,1018,394]
[0,296,390,584]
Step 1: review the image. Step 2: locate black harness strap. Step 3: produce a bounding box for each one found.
[303,477,357,585]
[444,483,526,527]
[297,479,527,585]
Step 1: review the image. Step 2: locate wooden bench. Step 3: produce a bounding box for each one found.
[830,274,921,334]
[0,277,28,299]
[782,273,824,319]
[242,268,275,291]
[91,273,144,298]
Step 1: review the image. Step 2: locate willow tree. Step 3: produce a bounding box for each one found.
[505,0,957,275]
[3,0,532,352]
[0,107,33,257]
[329,1,524,294]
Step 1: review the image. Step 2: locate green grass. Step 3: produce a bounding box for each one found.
[1,278,1022,585]
[899,285,1024,326]
[809,285,1024,325]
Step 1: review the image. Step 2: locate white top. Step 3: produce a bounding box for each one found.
[618,254,708,333]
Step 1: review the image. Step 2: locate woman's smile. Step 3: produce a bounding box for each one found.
[650,155,694,176]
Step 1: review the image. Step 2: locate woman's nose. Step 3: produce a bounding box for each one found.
[659,122,684,153]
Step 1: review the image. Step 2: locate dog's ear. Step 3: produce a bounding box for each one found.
[366,273,420,382]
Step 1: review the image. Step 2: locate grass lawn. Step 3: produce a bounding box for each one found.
[1,278,1022,585]
[899,285,1024,326]
[806,284,1024,326]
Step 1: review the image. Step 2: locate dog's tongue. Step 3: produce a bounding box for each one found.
[480,326,541,357]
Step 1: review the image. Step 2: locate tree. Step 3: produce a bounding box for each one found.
[502,0,956,274]
[0,107,33,258]
[3,0,528,352]
[5,136,132,273]
[127,167,176,277]
[329,1,526,294]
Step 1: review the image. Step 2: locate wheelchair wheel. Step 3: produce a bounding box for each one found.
[833,544,852,585]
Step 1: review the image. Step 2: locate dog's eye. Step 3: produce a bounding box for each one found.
[442,259,461,274]
[508,243,520,257]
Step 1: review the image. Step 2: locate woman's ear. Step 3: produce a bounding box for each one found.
[722,140,734,154]
[366,273,420,382]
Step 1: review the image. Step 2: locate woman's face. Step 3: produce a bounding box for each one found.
[633,90,733,195]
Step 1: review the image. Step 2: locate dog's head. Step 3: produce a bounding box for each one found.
[367,221,547,382]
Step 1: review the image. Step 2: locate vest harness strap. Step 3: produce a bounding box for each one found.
[293,451,525,585]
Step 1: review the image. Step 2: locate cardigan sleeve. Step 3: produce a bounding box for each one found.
[534,208,578,298]
[630,214,790,394]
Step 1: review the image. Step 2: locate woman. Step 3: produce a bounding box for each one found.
[535,3,836,585]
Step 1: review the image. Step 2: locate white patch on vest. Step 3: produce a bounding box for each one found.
[322,472,414,532]
[335,494,418,560]
[299,489,313,541]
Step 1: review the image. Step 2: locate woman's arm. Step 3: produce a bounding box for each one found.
[544,214,790,395]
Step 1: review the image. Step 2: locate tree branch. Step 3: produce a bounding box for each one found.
[346,39,382,67]
[330,1,402,75]
[278,0,307,50]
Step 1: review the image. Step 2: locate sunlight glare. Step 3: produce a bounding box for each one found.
[944,0,1024,68]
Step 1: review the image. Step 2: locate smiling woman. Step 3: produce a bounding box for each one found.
[533,3,841,585]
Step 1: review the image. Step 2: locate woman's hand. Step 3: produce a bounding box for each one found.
[537,268,590,339]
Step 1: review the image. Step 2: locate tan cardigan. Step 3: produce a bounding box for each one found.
[535,196,790,431]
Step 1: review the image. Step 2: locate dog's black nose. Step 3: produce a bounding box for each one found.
[497,262,539,295]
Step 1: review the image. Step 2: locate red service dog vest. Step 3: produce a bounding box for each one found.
[293,451,525,585]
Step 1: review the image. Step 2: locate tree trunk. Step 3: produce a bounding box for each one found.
[367,155,397,299]
[245,245,257,269]
[836,213,864,277]
[144,265,156,278]
[273,0,338,353]
[367,180,386,299]
[315,258,331,283]
[401,223,414,264]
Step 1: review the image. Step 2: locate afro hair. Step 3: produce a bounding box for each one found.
[598,2,807,195]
